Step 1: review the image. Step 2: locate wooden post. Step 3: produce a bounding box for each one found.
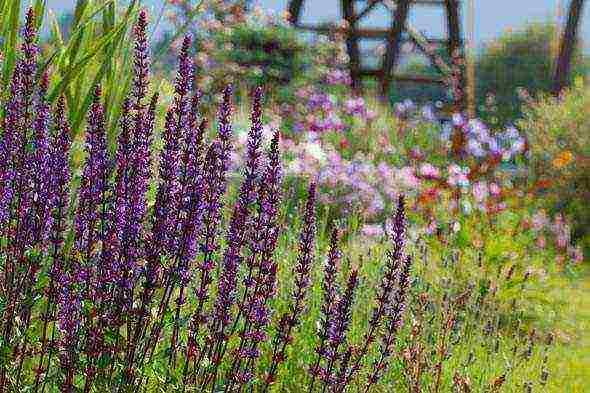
[381,0,412,98]
[445,0,467,112]
[465,0,476,117]
[552,0,586,95]
[287,0,305,25]
[342,0,363,92]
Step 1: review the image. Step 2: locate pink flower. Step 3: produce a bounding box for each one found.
[361,224,384,237]
[570,246,584,264]
[398,166,421,189]
[531,211,548,231]
[419,163,440,179]
[472,181,489,202]
[365,109,377,121]
[425,219,437,235]
[344,97,365,115]
[556,234,568,249]
[536,235,546,249]
[447,164,469,187]
[489,182,501,196]
[409,148,425,161]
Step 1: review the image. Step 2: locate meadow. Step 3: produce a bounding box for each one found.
[0,1,588,392]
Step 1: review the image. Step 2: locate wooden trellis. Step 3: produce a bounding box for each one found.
[287,0,467,109]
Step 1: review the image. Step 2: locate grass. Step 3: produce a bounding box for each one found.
[544,267,590,391]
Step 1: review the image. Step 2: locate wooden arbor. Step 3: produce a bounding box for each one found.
[287,0,467,109]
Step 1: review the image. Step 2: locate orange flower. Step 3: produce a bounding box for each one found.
[552,150,573,169]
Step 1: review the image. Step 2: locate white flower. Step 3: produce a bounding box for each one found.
[305,141,327,164]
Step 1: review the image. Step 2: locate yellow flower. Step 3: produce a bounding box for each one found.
[552,150,573,169]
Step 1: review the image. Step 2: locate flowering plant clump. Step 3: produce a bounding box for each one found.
[162,1,351,115]
[519,78,590,256]
[0,10,419,391]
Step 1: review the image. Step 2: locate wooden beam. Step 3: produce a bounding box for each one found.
[296,23,448,46]
[405,24,452,75]
[353,0,383,23]
[287,0,305,25]
[360,69,446,84]
[381,0,412,97]
[553,0,586,95]
[342,0,363,91]
[445,0,463,57]
[296,23,451,44]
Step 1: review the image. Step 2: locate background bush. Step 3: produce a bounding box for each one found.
[387,21,589,126]
[519,77,590,256]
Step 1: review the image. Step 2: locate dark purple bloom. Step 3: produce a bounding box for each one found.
[264,182,316,388]
[365,254,414,390]
[309,228,341,391]
[74,86,111,293]
[48,96,72,281]
[322,269,358,389]
[29,73,53,247]
[338,195,407,388]
[133,9,150,108]
[210,87,264,348]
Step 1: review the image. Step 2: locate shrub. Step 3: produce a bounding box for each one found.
[161,1,349,112]
[519,77,590,256]
[475,21,588,125]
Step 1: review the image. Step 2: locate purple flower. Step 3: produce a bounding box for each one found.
[366,254,414,389]
[210,87,264,343]
[308,228,341,391]
[74,86,110,291]
[264,182,317,388]
[133,9,150,108]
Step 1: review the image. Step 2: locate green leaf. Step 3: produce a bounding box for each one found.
[1,0,21,87]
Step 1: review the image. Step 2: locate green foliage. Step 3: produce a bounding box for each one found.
[215,23,303,87]
[519,77,590,256]
[475,21,588,125]
[388,48,451,106]
[1,0,140,142]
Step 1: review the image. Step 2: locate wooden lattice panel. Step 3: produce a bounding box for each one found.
[287,0,467,110]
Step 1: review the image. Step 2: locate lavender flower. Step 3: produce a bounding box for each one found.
[49,96,72,274]
[189,86,234,322]
[224,131,282,387]
[19,8,40,104]
[309,228,341,391]
[338,196,407,389]
[264,182,317,388]
[209,87,264,354]
[365,254,414,390]
[74,86,110,261]
[30,73,53,247]
[132,9,150,108]
[323,269,358,389]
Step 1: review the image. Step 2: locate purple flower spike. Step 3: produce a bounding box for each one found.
[20,8,40,101]
[208,87,264,363]
[224,131,283,387]
[264,182,317,389]
[30,72,53,247]
[338,195,407,389]
[323,269,358,389]
[133,9,150,108]
[309,228,341,391]
[48,96,72,279]
[74,86,110,294]
[366,254,413,390]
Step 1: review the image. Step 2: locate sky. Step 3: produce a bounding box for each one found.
[44,0,590,54]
